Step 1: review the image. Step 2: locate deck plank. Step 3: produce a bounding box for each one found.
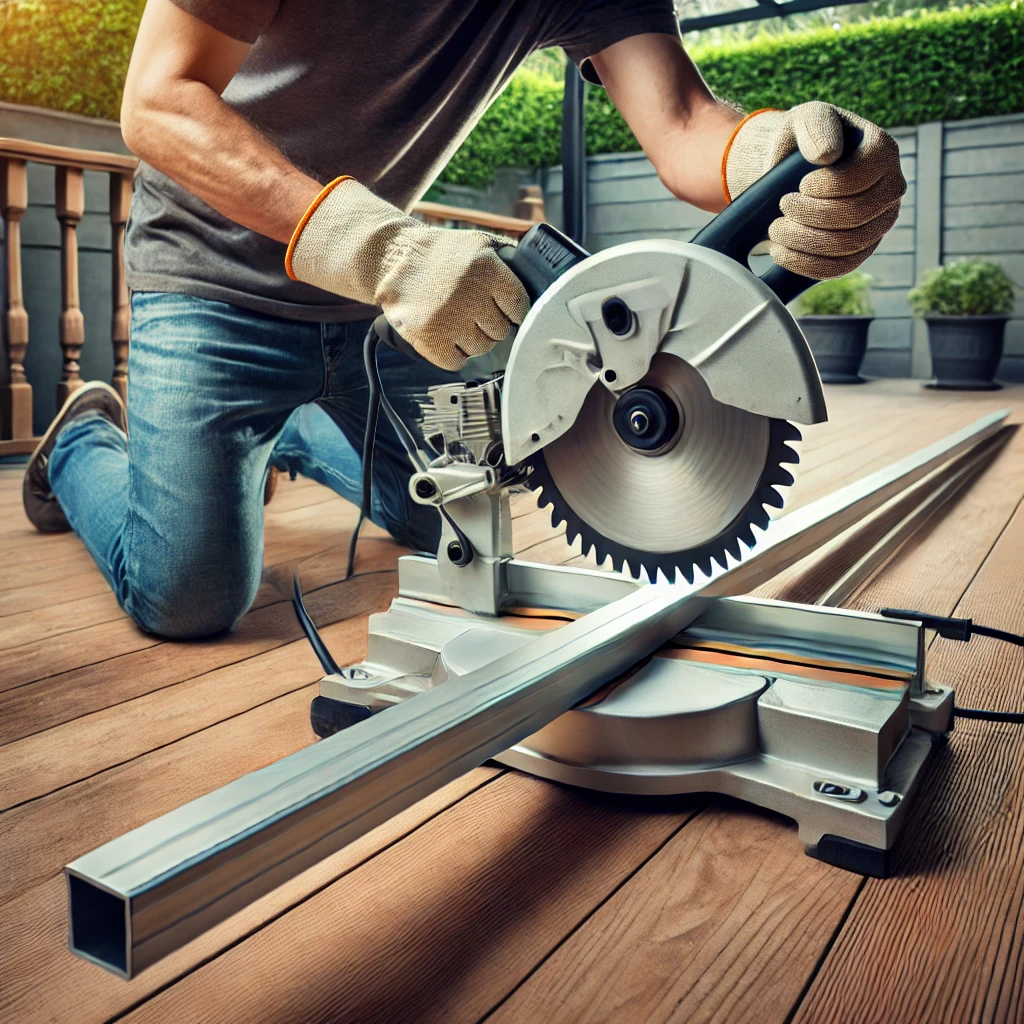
[2,382,1024,1024]
[120,777,703,1024]
[792,498,1024,1024]
[486,803,861,1024]
[0,575,397,810]
[0,545,400,747]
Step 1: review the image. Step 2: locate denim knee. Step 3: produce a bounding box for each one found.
[125,561,260,640]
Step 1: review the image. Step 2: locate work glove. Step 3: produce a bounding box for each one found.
[286,177,529,370]
[723,102,906,279]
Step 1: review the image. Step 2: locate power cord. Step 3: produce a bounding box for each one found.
[292,568,341,676]
[879,607,1024,723]
[345,324,473,578]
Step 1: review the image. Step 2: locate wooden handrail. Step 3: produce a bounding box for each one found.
[0,136,544,454]
[413,201,538,237]
[0,136,137,174]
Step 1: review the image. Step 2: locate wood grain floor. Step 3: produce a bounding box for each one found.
[2,379,1023,1024]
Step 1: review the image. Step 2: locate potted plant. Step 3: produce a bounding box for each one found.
[908,259,1016,391]
[795,273,873,384]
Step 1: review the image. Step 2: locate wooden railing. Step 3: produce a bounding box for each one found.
[1,139,135,454]
[0,138,544,456]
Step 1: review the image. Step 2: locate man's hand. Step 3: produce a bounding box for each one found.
[590,37,904,279]
[724,103,906,279]
[287,179,529,370]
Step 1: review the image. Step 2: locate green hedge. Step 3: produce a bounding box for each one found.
[0,1,144,121]
[449,2,1024,187]
[2,2,1022,189]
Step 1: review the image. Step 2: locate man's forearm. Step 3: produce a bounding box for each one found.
[592,34,743,213]
[122,79,321,244]
[648,100,743,212]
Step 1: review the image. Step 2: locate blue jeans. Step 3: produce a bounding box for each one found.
[48,292,458,638]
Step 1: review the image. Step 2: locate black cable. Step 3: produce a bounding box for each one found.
[952,706,1024,724]
[972,623,1024,648]
[879,607,1024,723]
[344,327,383,579]
[351,324,474,572]
[292,568,341,676]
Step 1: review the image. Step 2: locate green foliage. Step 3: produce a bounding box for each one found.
[436,2,1024,185]
[442,71,563,188]
[2,2,1023,189]
[796,273,874,316]
[0,0,145,121]
[687,4,1024,134]
[908,259,1016,316]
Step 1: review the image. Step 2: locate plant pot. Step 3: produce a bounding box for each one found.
[797,316,872,384]
[924,315,1008,391]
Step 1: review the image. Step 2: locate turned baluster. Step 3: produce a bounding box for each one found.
[55,166,85,408]
[514,184,546,224]
[109,172,132,402]
[1,158,32,440]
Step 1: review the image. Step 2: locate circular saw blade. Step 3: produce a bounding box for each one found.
[526,353,801,583]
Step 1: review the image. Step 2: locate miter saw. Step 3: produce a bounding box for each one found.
[64,134,1018,980]
[303,137,958,878]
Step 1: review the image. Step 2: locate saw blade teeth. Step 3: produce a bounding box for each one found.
[524,419,802,589]
[779,420,803,443]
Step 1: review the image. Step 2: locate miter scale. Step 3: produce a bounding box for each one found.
[64,138,1010,980]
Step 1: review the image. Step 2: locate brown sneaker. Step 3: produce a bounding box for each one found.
[23,381,126,533]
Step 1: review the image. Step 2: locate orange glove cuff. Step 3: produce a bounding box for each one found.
[285,175,355,280]
[720,110,778,204]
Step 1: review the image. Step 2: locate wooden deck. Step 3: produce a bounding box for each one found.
[2,379,1024,1024]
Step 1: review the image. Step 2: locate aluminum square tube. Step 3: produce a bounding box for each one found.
[66,409,1008,978]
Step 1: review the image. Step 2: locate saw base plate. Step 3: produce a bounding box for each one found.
[314,555,952,876]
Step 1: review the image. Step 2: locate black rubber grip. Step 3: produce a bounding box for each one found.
[691,123,864,305]
[372,314,422,361]
[376,222,589,358]
[495,222,589,303]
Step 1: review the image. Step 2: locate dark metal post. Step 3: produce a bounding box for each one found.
[561,62,587,245]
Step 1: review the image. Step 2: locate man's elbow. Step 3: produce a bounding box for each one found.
[120,75,171,160]
[656,166,689,204]
[119,87,149,157]
[657,166,726,215]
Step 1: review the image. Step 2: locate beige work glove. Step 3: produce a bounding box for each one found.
[286,177,529,370]
[724,102,906,279]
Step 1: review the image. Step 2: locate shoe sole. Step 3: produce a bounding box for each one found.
[27,380,125,472]
[24,381,126,532]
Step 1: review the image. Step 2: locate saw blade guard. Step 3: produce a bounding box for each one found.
[501,238,826,466]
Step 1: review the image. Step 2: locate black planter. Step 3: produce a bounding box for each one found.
[925,315,1009,391]
[797,316,872,384]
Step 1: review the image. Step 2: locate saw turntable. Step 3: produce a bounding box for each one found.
[65,139,1011,979]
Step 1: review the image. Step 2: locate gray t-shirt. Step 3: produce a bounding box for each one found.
[125,0,678,321]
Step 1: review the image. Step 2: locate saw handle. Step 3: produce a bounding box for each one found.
[691,124,864,305]
[375,222,589,359]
